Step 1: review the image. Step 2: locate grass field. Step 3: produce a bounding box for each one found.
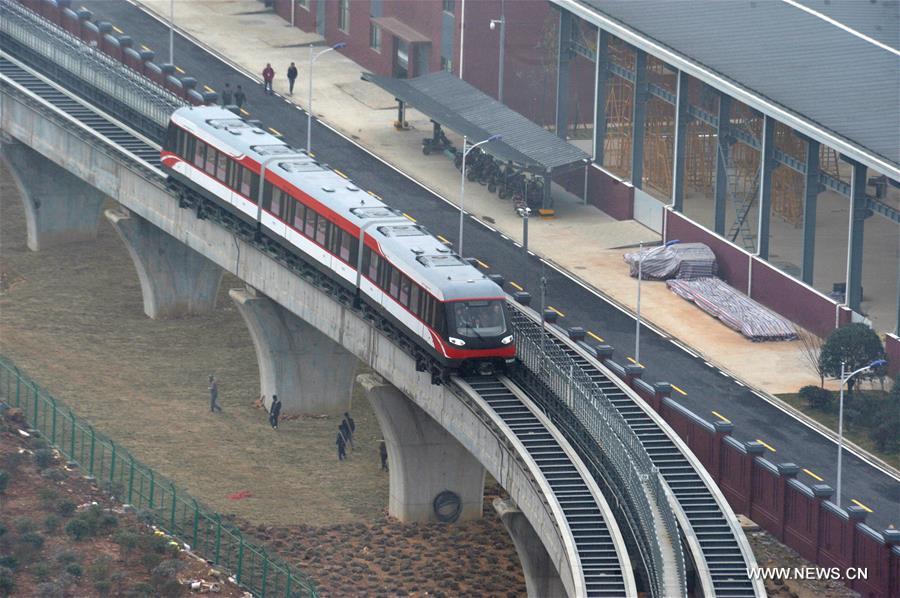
[0,161,525,594]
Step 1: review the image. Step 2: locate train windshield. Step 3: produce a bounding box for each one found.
[451,300,506,338]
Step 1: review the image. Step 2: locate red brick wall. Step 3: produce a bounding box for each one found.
[886,334,900,378]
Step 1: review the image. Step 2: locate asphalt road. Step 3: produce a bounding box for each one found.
[77,0,899,530]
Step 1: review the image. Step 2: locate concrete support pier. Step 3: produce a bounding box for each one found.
[105,208,223,319]
[494,497,567,598]
[359,373,485,523]
[1,140,105,251]
[229,286,357,415]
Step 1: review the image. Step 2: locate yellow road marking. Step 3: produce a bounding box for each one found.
[112,25,124,34]
[437,235,451,244]
[140,44,151,52]
[175,66,185,74]
[548,306,565,318]
[333,169,348,179]
[851,499,873,513]
[239,108,249,116]
[308,151,316,158]
[587,330,604,343]
[802,468,823,481]
[671,384,688,396]
[625,356,644,367]
[509,281,524,291]
[403,213,416,223]
[203,85,215,93]
[474,258,489,269]
[268,127,282,136]
[711,411,731,423]
[756,439,777,453]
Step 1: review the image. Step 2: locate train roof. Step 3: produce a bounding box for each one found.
[172,106,502,302]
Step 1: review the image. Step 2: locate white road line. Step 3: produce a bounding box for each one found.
[734,380,745,387]
[512,242,522,248]
[704,362,715,368]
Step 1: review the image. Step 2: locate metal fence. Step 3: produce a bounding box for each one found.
[508,307,686,598]
[0,0,184,136]
[0,355,317,598]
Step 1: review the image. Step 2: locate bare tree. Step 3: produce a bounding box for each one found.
[798,329,826,388]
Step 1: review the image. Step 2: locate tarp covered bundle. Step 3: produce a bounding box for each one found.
[624,243,717,280]
[667,277,797,342]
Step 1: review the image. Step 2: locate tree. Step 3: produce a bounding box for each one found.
[797,330,826,388]
[818,323,884,396]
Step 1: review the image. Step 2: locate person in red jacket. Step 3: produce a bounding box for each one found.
[262,63,275,95]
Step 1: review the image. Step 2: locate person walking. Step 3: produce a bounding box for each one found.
[262,63,275,95]
[339,418,353,451]
[336,428,347,461]
[286,62,298,95]
[344,412,356,439]
[379,440,388,471]
[208,375,222,413]
[234,85,246,109]
[220,82,233,106]
[268,395,282,430]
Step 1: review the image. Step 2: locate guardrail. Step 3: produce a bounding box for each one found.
[0,355,318,598]
[0,0,184,140]
[508,307,686,597]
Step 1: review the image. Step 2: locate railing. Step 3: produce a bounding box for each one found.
[509,307,686,598]
[0,355,317,598]
[0,0,184,139]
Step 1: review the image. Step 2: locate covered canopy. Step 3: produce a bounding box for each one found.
[362,70,590,175]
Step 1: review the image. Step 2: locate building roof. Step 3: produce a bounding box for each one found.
[362,71,590,173]
[557,0,900,180]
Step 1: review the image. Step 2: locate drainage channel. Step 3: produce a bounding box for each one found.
[463,375,633,597]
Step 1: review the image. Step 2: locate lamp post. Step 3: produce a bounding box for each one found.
[635,239,679,364]
[489,0,506,103]
[307,42,346,153]
[458,133,502,256]
[835,358,886,508]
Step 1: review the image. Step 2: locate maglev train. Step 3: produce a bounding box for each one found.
[161,106,515,374]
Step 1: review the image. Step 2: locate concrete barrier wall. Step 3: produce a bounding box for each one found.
[553,164,635,221]
[886,334,900,378]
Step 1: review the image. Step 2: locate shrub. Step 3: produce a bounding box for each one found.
[35,581,64,598]
[13,518,35,534]
[799,385,833,410]
[44,515,61,534]
[0,453,24,474]
[31,562,51,581]
[54,550,77,564]
[33,449,54,469]
[17,531,43,552]
[0,556,14,570]
[37,487,58,507]
[150,559,184,597]
[64,563,82,577]
[88,555,112,582]
[64,519,90,541]
[56,500,76,517]
[0,471,8,494]
[41,469,67,482]
[0,566,13,597]
[113,530,139,556]
[126,582,155,597]
[29,437,50,451]
[94,579,112,596]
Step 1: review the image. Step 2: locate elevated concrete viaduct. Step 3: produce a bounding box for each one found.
[0,67,637,597]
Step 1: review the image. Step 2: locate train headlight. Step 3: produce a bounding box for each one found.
[501,335,513,345]
[448,337,466,347]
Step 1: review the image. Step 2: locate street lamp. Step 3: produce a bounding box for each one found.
[835,358,886,508]
[457,133,502,256]
[635,239,679,364]
[488,0,506,103]
[307,42,346,153]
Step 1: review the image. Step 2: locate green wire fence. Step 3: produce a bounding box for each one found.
[0,355,317,598]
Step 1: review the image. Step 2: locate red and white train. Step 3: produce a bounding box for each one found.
[161,106,515,373]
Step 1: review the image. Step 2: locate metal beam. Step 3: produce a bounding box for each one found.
[671,70,689,212]
[714,94,732,235]
[757,115,775,259]
[801,138,821,284]
[592,30,609,164]
[631,49,647,189]
[555,10,573,140]
[846,159,868,311]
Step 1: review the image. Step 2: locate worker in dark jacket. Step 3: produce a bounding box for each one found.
[234,85,246,109]
[286,62,298,95]
[262,63,275,94]
[336,428,347,461]
[268,395,282,430]
[339,419,353,450]
[220,82,233,106]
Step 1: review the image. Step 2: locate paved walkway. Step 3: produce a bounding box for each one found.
[140,0,829,396]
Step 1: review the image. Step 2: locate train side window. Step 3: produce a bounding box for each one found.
[348,234,359,266]
[285,198,296,225]
[216,152,228,183]
[434,304,447,336]
[389,268,401,299]
[165,124,178,153]
[304,208,316,237]
[409,285,420,315]
[339,230,351,261]
[367,249,379,280]
[194,140,206,169]
[249,171,260,204]
[399,276,410,307]
[293,202,305,229]
[185,136,196,162]
[205,148,217,176]
[422,295,433,328]
[263,183,276,213]
[177,129,189,158]
[315,215,329,246]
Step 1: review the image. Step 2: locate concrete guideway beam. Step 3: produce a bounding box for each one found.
[229,286,357,415]
[1,139,104,251]
[105,208,223,319]
[494,497,567,598]
[359,373,485,523]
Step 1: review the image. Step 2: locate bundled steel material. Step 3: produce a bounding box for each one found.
[624,243,717,280]
[667,277,797,341]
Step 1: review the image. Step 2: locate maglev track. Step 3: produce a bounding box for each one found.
[0,56,161,168]
[512,308,759,597]
[461,376,631,597]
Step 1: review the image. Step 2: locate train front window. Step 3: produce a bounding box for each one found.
[450,300,505,338]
